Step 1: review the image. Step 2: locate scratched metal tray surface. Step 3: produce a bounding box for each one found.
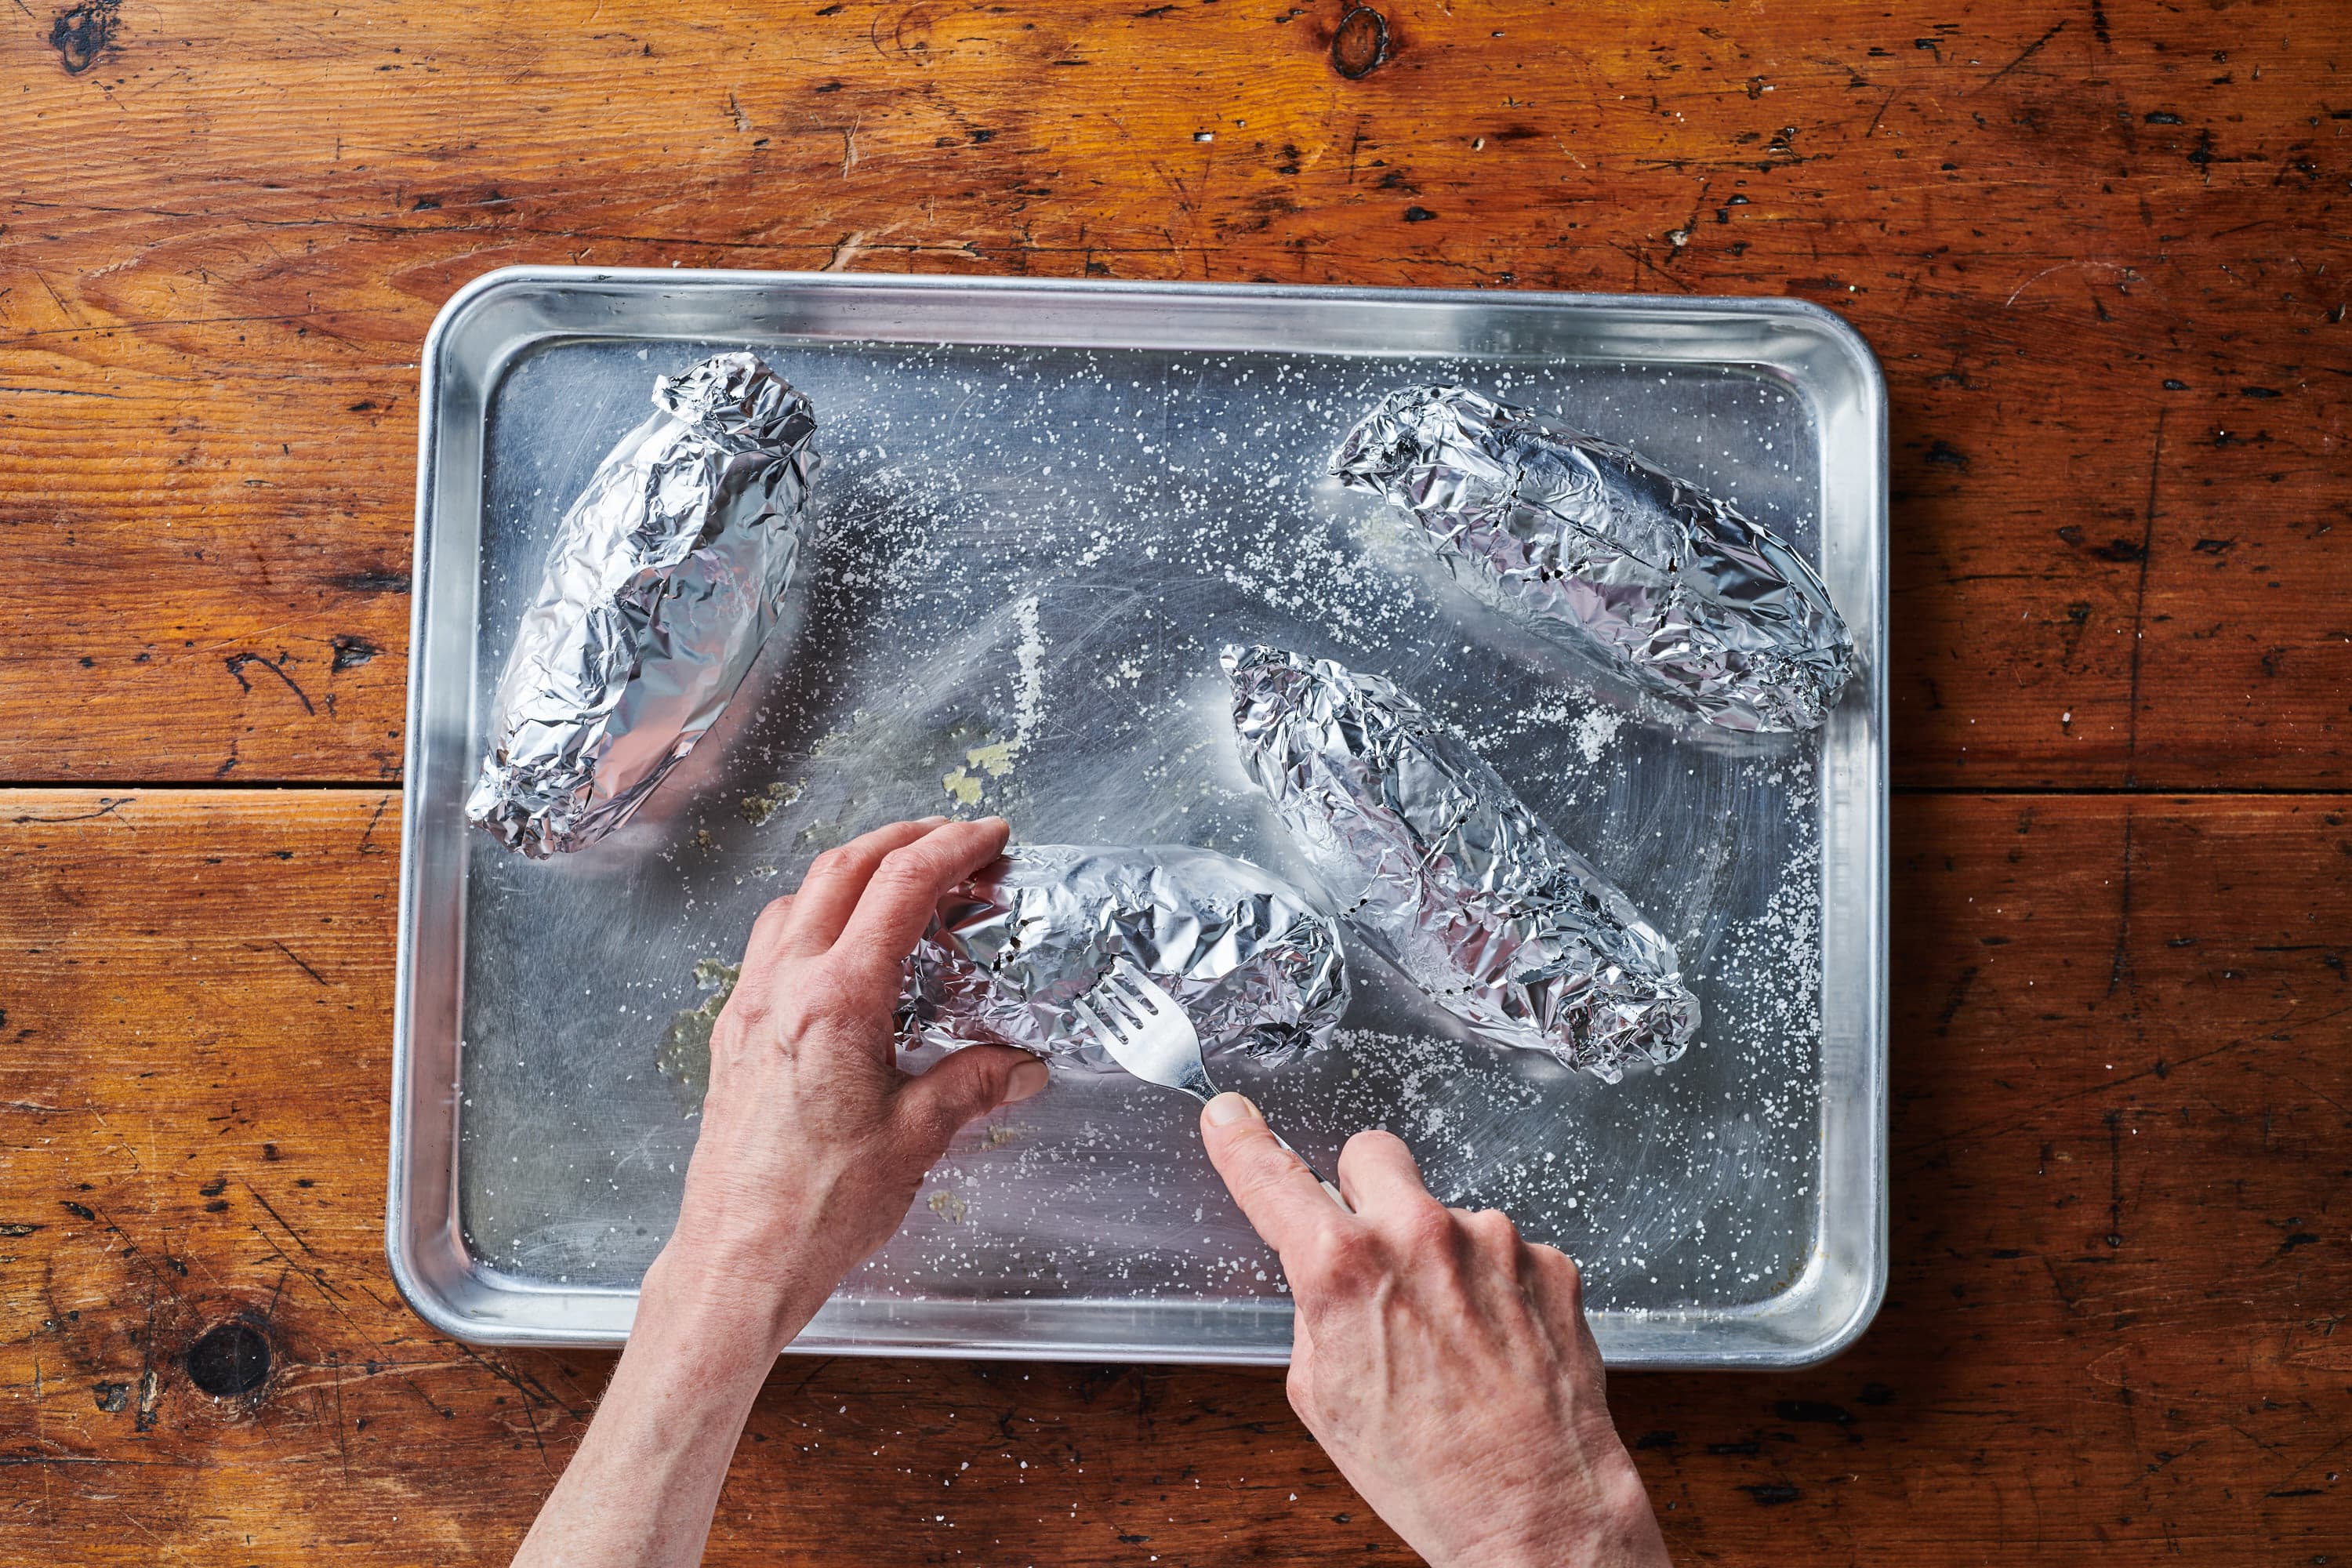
[391,267,1886,1367]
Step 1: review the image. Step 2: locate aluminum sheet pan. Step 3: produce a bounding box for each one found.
[393,268,1887,1367]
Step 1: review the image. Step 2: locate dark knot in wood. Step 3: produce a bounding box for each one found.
[1330,6,1387,79]
[186,1321,271,1399]
[47,0,120,74]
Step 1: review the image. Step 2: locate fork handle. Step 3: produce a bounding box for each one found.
[1267,1127,1352,1214]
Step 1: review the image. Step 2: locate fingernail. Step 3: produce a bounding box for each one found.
[917,815,950,826]
[1005,1060,1050,1103]
[1203,1092,1260,1127]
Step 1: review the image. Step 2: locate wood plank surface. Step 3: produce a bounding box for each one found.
[2,788,2345,1563]
[4,1,2350,786]
[6,1,2350,1563]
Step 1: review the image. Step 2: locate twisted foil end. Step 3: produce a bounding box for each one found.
[655,351,821,455]
[1327,381,1486,498]
[1223,644,1697,1083]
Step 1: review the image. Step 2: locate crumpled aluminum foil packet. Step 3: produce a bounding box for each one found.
[466,351,821,857]
[901,844,1350,1072]
[1223,645,1697,1082]
[1331,383,1853,734]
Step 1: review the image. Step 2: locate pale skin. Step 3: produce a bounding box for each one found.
[513,816,1669,1568]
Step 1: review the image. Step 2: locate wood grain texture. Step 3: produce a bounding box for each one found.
[3,1,2349,785]
[5,1,2350,1560]
[2,788,2345,1563]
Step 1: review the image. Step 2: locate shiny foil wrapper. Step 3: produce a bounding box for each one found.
[1331,383,1853,734]
[1224,646,1697,1082]
[466,352,821,857]
[902,844,1350,1071]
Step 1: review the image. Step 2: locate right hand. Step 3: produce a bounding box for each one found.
[1200,1094,1670,1568]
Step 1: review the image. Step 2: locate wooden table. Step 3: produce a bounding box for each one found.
[5,2,2347,1560]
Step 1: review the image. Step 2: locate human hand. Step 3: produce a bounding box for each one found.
[655,815,1048,1353]
[512,817,1048,1568]
[1200,1096,1669,1568]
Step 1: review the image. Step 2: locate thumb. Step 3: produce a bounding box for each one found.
[895,1046,1049,1156]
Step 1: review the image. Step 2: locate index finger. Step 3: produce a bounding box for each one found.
[773,817,949,956]
[830,816,1011,978]
[1200,1093,1349,1258]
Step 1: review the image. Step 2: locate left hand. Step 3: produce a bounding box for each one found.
[653,813,1048,1352]
[513,815,1044,1568]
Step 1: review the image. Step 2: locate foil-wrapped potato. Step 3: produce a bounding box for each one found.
[466,351,821,857]
[1333,383,1853,734]
[901,844,1350,1071]
[1224,645,1697,1082]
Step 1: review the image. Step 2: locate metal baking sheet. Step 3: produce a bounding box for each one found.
[391,268,1886,1367]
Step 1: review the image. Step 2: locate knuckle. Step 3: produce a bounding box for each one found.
[717,971,771,1023]
[938,1057,1002,1117]
[1392,1200,1455,1254]
[877,844,947,884]
[706,1013,746,1062]
[1242,1161,1298,1222]
[1283,1233,1336,1292]
[860,859,931,905]
[1534,1243,1586,1304]
[746,910,794,958]
[805,846,855,882]
[1232,1152,1299,1211]
[1283,1367,1322,1425]
[1312,1226,1379,1288]
[1466,1207,1520,1248]
[896,1094,959,1156]
[1341,1127,1411,1171]
[799,971,871,1028]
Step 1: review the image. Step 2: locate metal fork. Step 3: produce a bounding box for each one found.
[1072,957,1350,1210]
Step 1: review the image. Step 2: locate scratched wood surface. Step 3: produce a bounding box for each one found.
[2,0,2347,786]
[3,790,2346,1562]
[4,0,2350,1563]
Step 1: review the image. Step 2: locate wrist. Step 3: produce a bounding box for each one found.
[1572,1451,1668,1568]
[640,1230,829,1363]
[1441,1455,1665,1568]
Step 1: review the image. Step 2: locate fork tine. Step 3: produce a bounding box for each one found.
[1071,995,1121,1043]
[1120,986,1156,1027]
[1080,957,1348,1212]
[1107,958,1162,1015]
[1095,972,1136,1022]
[1102,964,1151,1021]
